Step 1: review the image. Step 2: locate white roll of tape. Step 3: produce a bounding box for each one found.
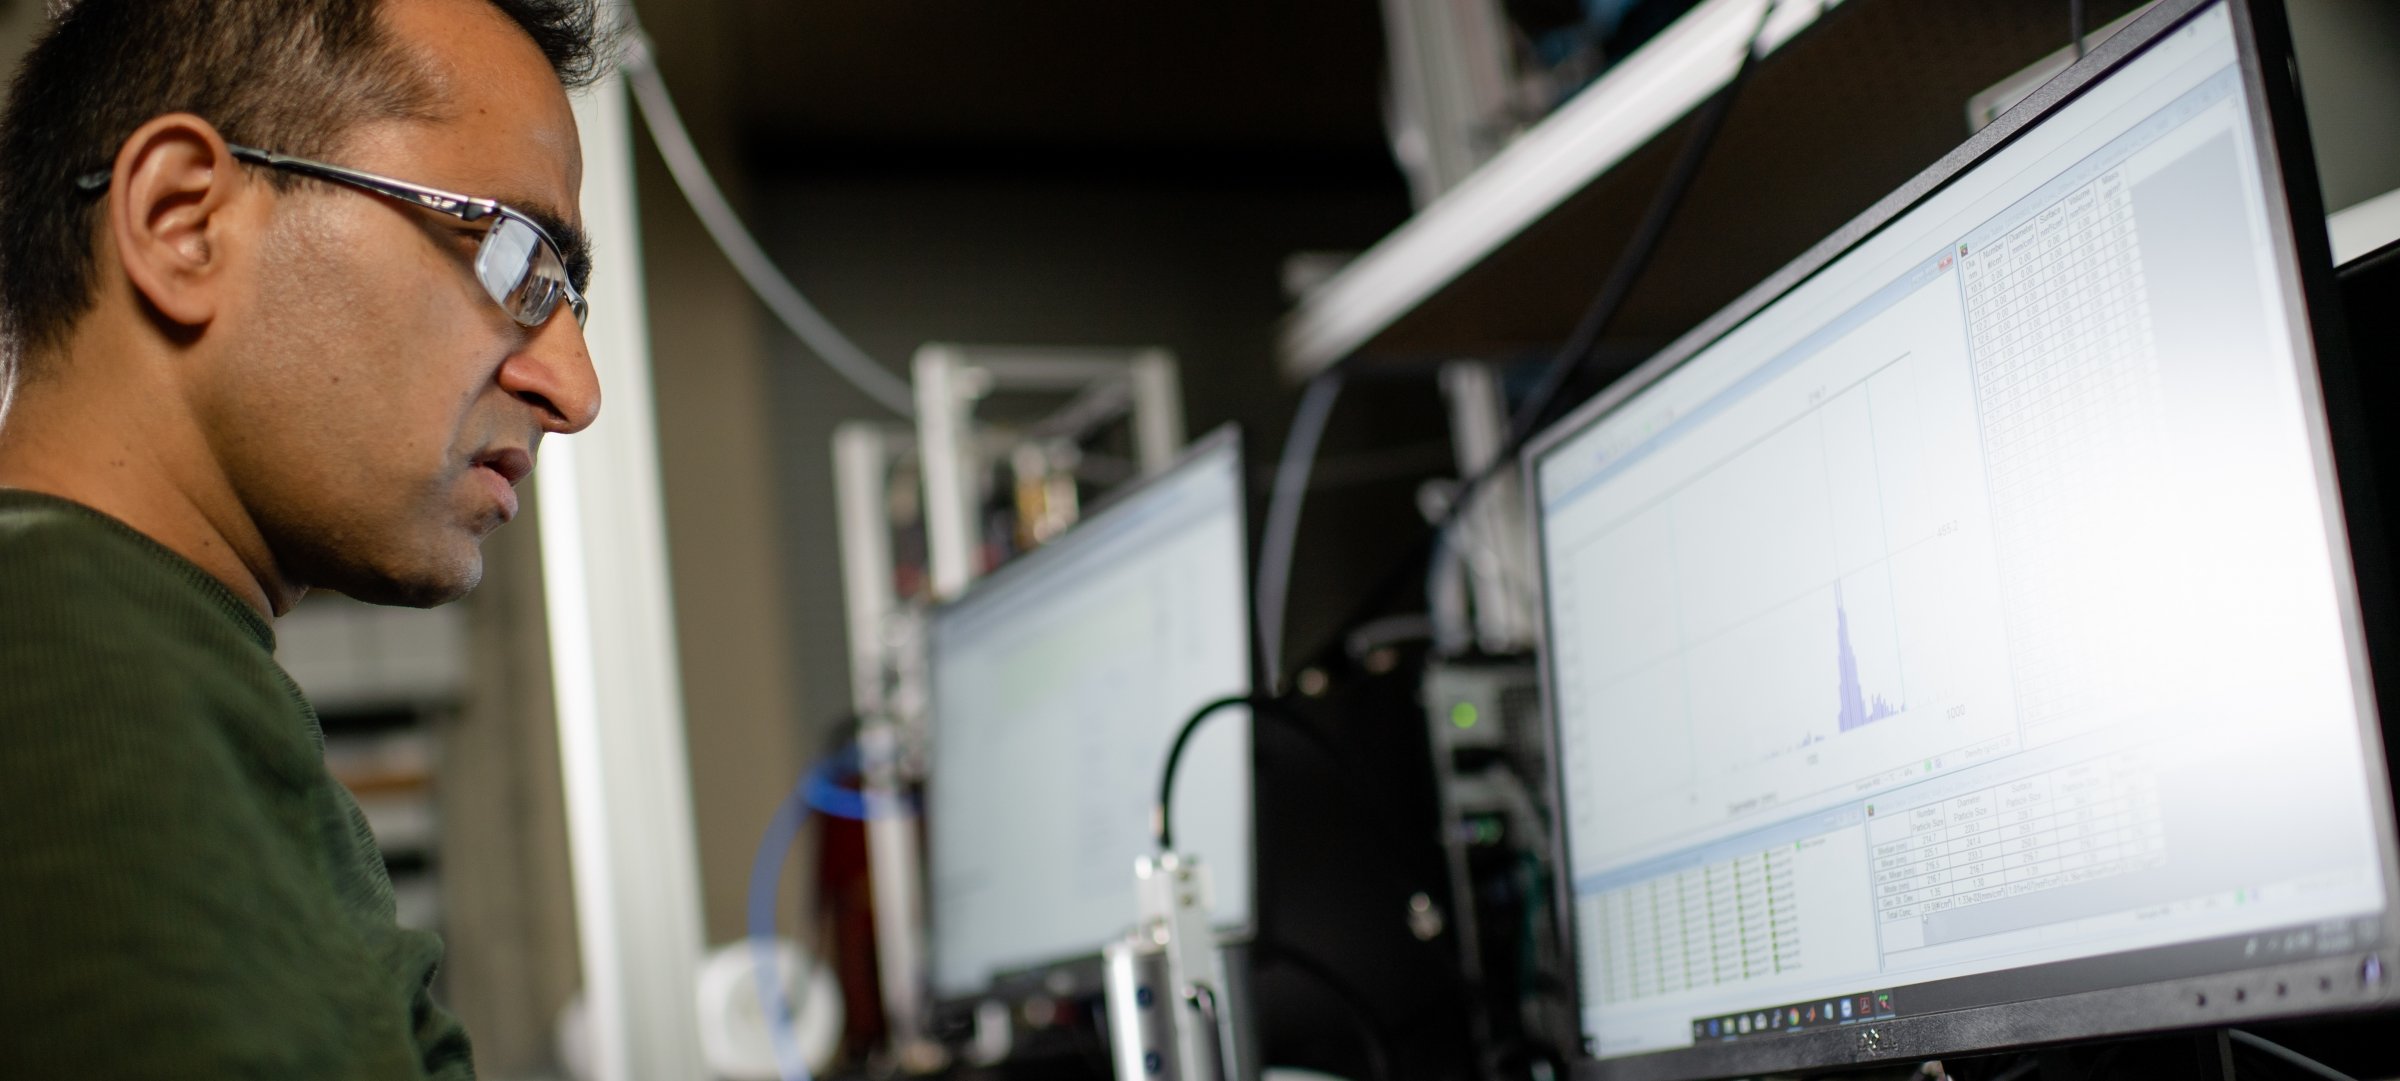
[694,938,846,1081]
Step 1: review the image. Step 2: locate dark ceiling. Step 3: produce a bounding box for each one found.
[714,0,1396,167]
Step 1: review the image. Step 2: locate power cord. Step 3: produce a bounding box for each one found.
[1501,1,1777,455]
[1156,695,1265,852]
[1282,0,1783,685]
[1254,935,1399,1081]
[2229,1029,2357,1081]
[1430,0,1779,572]
[1152,692,1410,857]
[1985,1057,2039,1081]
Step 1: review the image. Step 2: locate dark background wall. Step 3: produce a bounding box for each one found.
[747,163,1429,741]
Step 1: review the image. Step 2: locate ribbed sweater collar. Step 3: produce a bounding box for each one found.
[0,488,275,652]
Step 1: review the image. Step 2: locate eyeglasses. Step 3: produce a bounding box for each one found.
[76,144,587,329]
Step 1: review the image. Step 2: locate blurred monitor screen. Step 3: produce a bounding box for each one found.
[927,433,1253,1000]
[1531,1,2395,1071]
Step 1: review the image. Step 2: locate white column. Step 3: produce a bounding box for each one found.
[832,424,934,1051]
[913,344,979,599]
[538,61,712,1081]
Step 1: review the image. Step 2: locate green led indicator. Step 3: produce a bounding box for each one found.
[1450,701,1479,729]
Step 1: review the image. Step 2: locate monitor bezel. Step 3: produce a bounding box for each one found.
[921,423,1262,1025]
[1520,1,2400,1076]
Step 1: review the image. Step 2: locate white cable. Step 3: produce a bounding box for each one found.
[617,32,917,416]
[1256,372,1344,692]
[1422,482,1475,657]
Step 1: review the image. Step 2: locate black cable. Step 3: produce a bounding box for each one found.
[1155,694,1254,851]
[1151,693,1465,1081]
[1153,693,1414,859]
[1281,2,1781,684]
[2071,0,2089,61]
[1254,936,1399,1081]
[1166,20,1788,1013]
[1500,0,1776,454]
[1985,1057,2039,1081]
[2229,1029,2357,1081]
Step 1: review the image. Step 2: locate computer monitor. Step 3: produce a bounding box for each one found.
[1526,1,2398,1076]
[926,428,1255,1007]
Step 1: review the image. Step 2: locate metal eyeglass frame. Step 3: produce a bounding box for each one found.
[75,143,588,328]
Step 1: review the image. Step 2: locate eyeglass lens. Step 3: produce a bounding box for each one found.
[473,216,577,328]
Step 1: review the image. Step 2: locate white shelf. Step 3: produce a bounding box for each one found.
[1278,0,1833,380]
[2331,187,2400,266]
[1275,0,2153,381]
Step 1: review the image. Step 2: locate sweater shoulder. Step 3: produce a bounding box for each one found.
[0,495,317,784]
[0,494,268,640]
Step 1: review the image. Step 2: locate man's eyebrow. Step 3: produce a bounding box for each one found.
[506,199,593,293]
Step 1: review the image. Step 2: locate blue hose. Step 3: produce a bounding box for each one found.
[745,742,916,1081]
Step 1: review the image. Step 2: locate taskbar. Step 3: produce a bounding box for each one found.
[1684,912,2384,1049]
[1691,988,1895,1043]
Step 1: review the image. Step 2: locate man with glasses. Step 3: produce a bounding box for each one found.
[0,0,606,1074]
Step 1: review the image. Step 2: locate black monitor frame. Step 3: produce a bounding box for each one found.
[1521,1,2400,1076]
[921,424,1262,1031]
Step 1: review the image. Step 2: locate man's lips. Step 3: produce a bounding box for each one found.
[477,447,534,486]
[472,447,534,522]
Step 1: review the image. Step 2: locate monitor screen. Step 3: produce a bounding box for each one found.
[1531,1,2395,1072]
[927,432,1254,1000]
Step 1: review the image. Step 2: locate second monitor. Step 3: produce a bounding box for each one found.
[925,430,1255,1011]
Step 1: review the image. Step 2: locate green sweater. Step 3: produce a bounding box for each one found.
[0,490,474,1079]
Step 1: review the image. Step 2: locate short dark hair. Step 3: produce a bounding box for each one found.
[0,0,609,379]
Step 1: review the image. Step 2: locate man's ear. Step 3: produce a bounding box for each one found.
[103,114,249,330]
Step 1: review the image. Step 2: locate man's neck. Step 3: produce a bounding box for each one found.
[0,354,294,618]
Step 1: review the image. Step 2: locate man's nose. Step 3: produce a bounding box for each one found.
[497,311,602,435]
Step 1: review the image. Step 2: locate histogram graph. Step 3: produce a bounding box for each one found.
[1772,572,1911,760]
[1555,368,1934,778]
[1545,275,2023,867]
[1583,364,1930,761]
[1835,585,1904,733]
